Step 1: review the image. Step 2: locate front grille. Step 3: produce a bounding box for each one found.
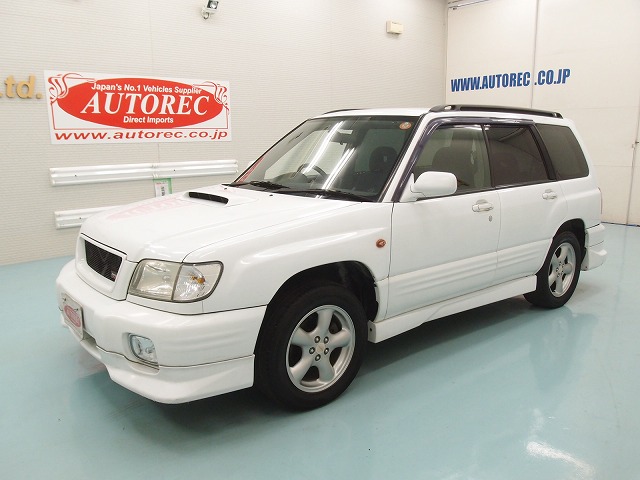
[84,241,123,282]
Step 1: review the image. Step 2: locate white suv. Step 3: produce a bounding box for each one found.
[56,105,607,409]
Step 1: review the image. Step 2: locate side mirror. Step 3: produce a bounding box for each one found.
[400,171,457,202]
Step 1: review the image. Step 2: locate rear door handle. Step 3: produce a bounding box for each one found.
[472,200,494,212]
[542,189,557,200]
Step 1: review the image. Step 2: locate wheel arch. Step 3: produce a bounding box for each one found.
[271,261,378,320]
[255,261,378,350]
[556,218,586,260]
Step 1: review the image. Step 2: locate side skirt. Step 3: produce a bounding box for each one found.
[368,276,536,343]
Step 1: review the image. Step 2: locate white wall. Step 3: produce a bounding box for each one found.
[0,0,446,265]
[446,0,640,225]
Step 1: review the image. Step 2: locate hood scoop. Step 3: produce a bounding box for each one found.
[188,191,229,204]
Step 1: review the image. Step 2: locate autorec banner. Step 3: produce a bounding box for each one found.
[45,71,231,144]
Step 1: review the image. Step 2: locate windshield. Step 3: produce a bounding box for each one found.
[232,115,419,201]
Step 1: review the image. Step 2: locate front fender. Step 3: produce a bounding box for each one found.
[193,202,394,313]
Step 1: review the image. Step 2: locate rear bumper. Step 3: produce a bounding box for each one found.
[582,223,607,270]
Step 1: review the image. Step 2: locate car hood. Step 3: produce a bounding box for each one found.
[80,185,356,262]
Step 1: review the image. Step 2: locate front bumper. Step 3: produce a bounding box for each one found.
[56,260,266,403]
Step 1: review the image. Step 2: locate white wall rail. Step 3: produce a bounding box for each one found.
[54,206,121,229]
[50,160,238,186]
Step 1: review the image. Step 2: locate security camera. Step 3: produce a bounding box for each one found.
[202,0,219,19]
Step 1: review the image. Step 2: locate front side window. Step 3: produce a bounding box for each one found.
[234,116,418,201]
[412,124,491,191]
[485,125,550,186]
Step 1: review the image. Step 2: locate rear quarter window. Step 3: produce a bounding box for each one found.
[536,124,589,180]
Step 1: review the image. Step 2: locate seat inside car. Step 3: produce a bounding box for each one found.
[353,146,397,192]
[432,141,475,187]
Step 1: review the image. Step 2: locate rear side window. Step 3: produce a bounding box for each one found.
[536,124,589,180]
[485,125,550,186]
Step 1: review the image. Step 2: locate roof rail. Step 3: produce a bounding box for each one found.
[429,104,563,119]
[322,108,361,115]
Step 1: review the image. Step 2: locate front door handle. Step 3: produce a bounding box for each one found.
[542,189,558,200]
[472,200,494,212]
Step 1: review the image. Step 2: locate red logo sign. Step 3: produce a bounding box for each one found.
[46,71,231,144]
[56,78,224,129]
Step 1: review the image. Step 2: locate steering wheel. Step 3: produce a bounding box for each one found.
[296,163,327,177]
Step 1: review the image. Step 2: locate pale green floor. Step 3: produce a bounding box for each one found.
[1,223,638,479]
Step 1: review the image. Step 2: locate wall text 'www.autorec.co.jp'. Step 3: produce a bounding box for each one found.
[450,68,571,92]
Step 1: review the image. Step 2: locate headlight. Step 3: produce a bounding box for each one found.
[129,260,222,302]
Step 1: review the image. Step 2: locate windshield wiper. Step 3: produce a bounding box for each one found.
[226,180,289,190]
[278,188,372,202]
[226,183,371,201]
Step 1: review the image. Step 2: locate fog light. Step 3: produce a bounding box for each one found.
[129,335,158,366]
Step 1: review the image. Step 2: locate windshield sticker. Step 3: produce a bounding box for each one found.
[399,122,412,130]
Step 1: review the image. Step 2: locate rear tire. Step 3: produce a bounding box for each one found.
[255,282,367,410]
[525,231,582,308]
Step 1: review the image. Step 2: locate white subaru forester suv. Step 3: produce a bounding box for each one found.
[56,105,607,409]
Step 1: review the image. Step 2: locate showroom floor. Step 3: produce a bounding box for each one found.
[1,223,638,480]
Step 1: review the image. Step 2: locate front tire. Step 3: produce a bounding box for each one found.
[525,231,582,308]
[255,283,367,410]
